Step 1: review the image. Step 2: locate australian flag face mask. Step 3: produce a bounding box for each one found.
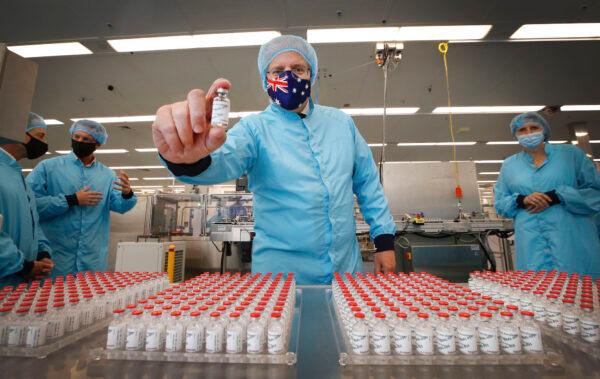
[266,70,311,111]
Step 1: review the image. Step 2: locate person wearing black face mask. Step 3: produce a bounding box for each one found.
[26,119,137,277]
[0,112,54,286]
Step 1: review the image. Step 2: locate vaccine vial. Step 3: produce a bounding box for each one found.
[211,88,230,129]
[392,312,412,355]
[349,312,369,354]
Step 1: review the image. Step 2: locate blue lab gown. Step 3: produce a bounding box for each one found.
[494,143,600,277]
[163,101,396,284]
[26,153,137,276]
[0,149,52,286]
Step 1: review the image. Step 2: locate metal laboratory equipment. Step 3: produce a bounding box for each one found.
[207,193,254,273]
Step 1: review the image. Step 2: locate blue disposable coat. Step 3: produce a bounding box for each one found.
[26,153,137,276]
[163,101,396,284]
[495,143,600,277]
[0,149,52,286]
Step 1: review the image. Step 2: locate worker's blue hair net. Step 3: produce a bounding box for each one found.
[510,112,551,141]
[257,35,318,91]
[26,112,47,132]
[69,119,108,145]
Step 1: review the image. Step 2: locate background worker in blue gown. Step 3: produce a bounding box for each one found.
[494,112,600,277]
[152,35,397,284]
[27,120,137,276]
[0,113,54,286]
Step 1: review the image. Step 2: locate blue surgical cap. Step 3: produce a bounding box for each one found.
[257,35,318,91]
[26,112,47,132]
[69,119,108,145]
[509,112,551,141]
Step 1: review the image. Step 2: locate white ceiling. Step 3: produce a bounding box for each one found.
[2,0,600,188]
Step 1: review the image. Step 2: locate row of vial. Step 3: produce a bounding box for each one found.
[107,308,288,354]
[469,271,600,344]
[0,272,170,348]
[342,307,543,356]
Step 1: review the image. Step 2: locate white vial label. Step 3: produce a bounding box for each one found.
[521,326,543,353]
[267,330,285,354]
[562,313,580,335]
[206,328,223,353]
[226,329,243,354]
[7,325,24,347]
[533,305,546,322]
[145,327,161,351]
[479,326,500,354]
[349,329,369,354]
[185,329,203,352]
[211,98,230,128]
[65,313,80,333]
[126,328,144,351]
[371,330,391,355]
[546,309,562,329]
[580,318,600,343]
[165,328,183,352]
[457,327,478,354]
[247,330,264,353]
[415,330,434,355]
[500,327,522,354]
[393,328,412,355]
[436,329,456,355]
[106,325,124,350]
[25,326,45,348]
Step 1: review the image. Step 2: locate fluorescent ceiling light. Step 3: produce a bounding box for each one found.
[575,131,589,137]
[561,105,600,112]
[71,115,155,123]
[142,177,176,181]
[307,25,491,43]
[368,143,388,147]
[477,180,497,183]
[22,168,33,172]
[7,42,92,58]
[479,172,500,175]
[57,149,128,154]
[433,106,544,114]
[129,178,139,181]
[108,31,281,52]
[109,165,165,170]
[135,148,158,153]
[511,23,600,40]
[486,141,518,145]
[95,149,128,154]
[397,25,492,41]
[548,140,567,144]
[342,107,419,116]
[43,119,64,125]
[474,160,504,164]
[307,27,400,43]
[396,142,476,146]
[131,185,164,189]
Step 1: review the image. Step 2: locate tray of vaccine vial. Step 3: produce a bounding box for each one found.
[90,272,300,365]
[0,272,168,358]
[329,272,563,367]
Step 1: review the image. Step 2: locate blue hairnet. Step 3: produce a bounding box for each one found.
[510,112,551,141]
[26,112,47,132]
[69,119,108,145]
[257,35,318,90]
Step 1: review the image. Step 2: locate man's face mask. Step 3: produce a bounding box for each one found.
[517,131,545,149]
[71,139,97,158]
[266,70,311,111]
[22,133,48,159]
